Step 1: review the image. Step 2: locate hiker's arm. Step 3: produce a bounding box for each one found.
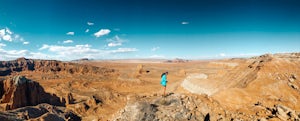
[166,76,168,82]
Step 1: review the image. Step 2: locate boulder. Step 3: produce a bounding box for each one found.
[114,101,158,121]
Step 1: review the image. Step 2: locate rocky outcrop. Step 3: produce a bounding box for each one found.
[113,94,226,121]
[67,95,103,117]
[271,105,300,120]
[114,94,300,121]
[0,57,117,76]
[115,101,158,121]
[0,76,65,110]
[0,103,81,121]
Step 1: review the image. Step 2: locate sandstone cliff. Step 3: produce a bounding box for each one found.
[0,76,65,110]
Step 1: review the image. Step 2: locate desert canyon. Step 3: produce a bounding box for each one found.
[0,53,299,121]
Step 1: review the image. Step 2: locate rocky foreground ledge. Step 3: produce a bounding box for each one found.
[112,93,300,121]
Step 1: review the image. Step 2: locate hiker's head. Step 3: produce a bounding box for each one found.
[161,71,169,77]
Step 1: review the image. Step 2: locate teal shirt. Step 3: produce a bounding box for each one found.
[160,74,167,86]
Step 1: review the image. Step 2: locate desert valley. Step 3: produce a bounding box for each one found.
[0,53,299,121]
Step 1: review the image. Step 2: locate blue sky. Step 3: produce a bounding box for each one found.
[0,0,300,60]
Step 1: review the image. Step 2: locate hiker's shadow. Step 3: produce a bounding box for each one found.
[166,92,174,97]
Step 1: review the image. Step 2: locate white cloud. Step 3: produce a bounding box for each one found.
[0,28,12,41]
[149,55,165,59]
[20,38,25,42]
[5,27,12,35]
[2,35,12,41]
[219,53,226,57]
[14,34,20,39]
[63,40,73,44]
[94,29,110,37]
[151,46,160,51]
[39,44,99,60]
[106,35,125,47]
[87,22,94,26]
[108,42,122,47]
[0,29,5,37]
[0,39,139,60]
[109,48,138,53]
[0,49,48,61]
[85,29,89,33]
[0,27,26,43]
[0,43,6,47]
[23,41,29,45]
[38,44,138,60]
[39,44,50,50]
[0,49,29,58]
[213,53,260,59]
[66,32,74,36]
[181,21,189,25]
[39,44,92,52]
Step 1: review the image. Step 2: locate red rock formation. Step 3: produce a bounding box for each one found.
[0,57,117,76]
[0,76,65,110]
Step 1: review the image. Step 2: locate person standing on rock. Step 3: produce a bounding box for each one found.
[161,72,168,97]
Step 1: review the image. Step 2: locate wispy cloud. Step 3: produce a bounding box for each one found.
[213,53,260,59]
[0,49,47,61]
[151,46,160,51]
[149,55,165,59]
[38,44,138,60]
[63,40,73,44]
[40,44,93,53]
[181,21,189,25]
[219,53,226,57]
[108,43,122,47]
[0,43,6,47]
[66,32,74,36]
[87,22,94,26]
[14,34,20,39]
[5,28,13,35]
[94,29,110,38]
[107,35,124,47]
[109,48,138,53]
[85,29,89,33]
[39,44,99,60]
[20,38,25,42]
[0,29,5,37]
[23,41,29,45]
